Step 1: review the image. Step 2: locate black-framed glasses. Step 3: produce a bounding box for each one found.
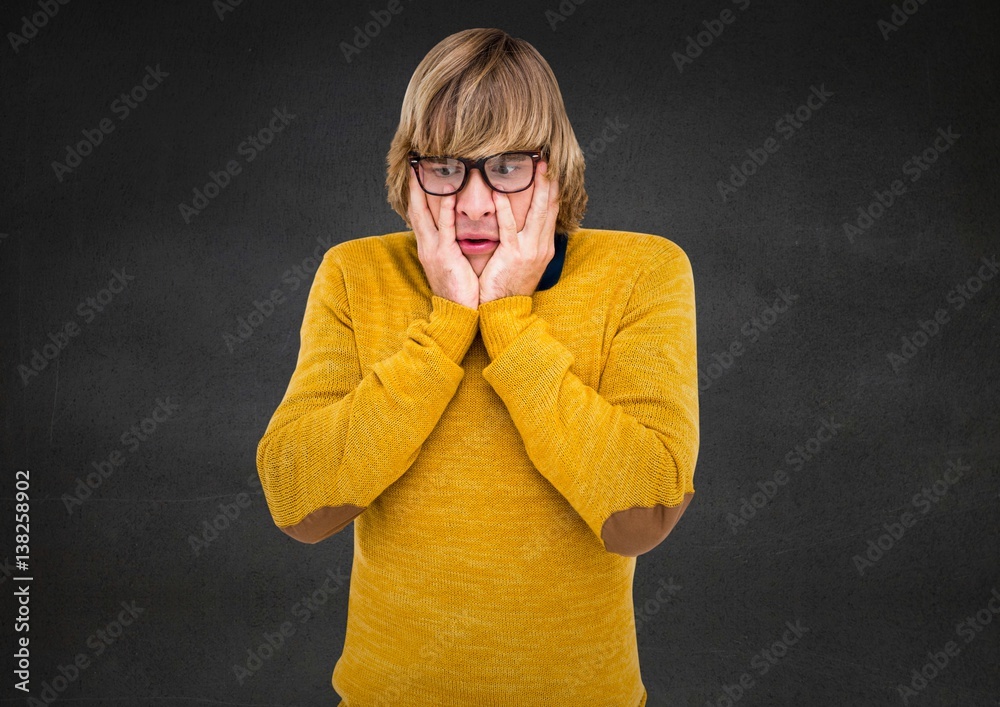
[408,150,543,196]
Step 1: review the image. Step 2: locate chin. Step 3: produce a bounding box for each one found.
[466,254,490,277]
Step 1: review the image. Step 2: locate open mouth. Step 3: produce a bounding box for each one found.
[458,238,498,252]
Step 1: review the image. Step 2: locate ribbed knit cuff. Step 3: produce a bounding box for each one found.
[423,295,481,364]
[478,295,535,360]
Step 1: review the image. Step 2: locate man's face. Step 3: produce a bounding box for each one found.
[426,167,536,277]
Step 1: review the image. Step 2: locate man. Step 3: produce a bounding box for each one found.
[257,27,698,706]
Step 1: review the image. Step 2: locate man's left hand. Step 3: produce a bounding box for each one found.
[479,162,560,305]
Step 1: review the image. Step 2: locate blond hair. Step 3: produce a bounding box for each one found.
[385,28,588,235]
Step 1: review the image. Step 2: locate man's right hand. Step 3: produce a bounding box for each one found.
[407,168,480,311]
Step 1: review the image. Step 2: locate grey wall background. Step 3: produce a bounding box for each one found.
[3,0,999,704]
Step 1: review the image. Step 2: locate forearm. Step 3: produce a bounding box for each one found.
[257,294,479,543]
[478,250,699,556]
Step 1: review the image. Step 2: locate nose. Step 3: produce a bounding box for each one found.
[456,168,496,221]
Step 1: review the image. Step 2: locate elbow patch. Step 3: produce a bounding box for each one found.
[601,493,694,556]
[278,504,366,544]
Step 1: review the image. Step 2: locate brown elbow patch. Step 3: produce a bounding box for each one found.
[602,493,694,556]
[279,504,365,544]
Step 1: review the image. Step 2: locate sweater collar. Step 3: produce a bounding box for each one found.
[535,231,568,292]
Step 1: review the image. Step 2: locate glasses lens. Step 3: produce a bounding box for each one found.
[416,153,535,194]
[417,157,465,195]
[484,153,534,192]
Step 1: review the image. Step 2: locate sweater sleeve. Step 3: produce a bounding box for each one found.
[256,249,480,544]
[478,246,699,557]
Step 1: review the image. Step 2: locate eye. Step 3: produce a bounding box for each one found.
[488,153,531,176]
[420,157,462,179]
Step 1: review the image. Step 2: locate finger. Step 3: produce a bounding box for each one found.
[543,174,560,241]
[525,161,551,238]
[493,190,517,243]
[437,191,457,248]
[408,168,437,249]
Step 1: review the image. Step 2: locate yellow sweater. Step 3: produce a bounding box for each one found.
[256,228,699,706]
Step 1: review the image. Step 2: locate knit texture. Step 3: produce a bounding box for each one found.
[256,228,699,705]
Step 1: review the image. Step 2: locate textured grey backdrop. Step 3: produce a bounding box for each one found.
[3,0,999,705]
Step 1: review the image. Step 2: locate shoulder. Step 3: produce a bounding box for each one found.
[571,228,692,277]
[315,231,416,292]
[321,231,413,267]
